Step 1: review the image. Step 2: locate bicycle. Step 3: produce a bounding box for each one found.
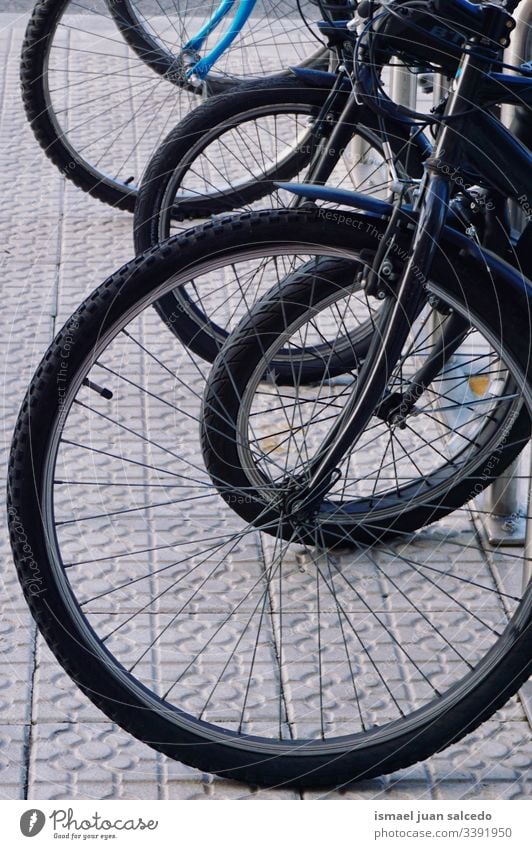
[8,0,531,787]
[21,0,337,210]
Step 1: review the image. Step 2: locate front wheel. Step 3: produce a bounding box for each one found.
[202,213,530,546]
[8,209,531,788]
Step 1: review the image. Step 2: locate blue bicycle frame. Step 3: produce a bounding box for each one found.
[182,0,257,82]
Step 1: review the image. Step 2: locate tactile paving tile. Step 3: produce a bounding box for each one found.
[27,722,160,800]
[0,724,27,799]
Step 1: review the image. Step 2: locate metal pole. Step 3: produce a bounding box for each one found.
[523,452,532,590]
[500,0,531,131]
[389,59,417,110]
[432,73,449,107]
[482,460,526,545]
[480,0,531,546]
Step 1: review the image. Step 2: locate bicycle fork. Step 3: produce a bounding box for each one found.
[285,43,501,521]
[286,175,450,519]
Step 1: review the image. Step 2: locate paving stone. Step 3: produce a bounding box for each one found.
[0,611,34,661]
[0,724,27,792]
[163,759,300,799]
[434,781,528,800]
[0,663,33,723]
[0,783,25,800]
[33,638,108,724]
[303,779,434,801]
[430,721,532,785]
[27,722,160,800]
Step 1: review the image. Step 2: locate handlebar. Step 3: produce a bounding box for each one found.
[181,0,521,85]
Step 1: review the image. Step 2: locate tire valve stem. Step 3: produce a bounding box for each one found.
[82,378,113,400]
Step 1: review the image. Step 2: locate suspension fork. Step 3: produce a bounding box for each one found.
[287,42,502,517]
[287,175,450,517]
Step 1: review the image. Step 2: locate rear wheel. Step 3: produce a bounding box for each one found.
[21,0,324,209]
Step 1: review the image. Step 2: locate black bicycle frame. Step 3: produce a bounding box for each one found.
[284,14,532,519]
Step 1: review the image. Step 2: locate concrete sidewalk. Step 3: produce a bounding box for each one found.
[0,10,530,801]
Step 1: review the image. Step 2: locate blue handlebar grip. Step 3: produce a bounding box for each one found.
[452,0,483,16]
[187,0,257,80]
[434,0,483,22]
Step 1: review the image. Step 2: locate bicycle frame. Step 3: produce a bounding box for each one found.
[183,0,240,52]
[185,0,351,81]
[108,0,332,89]
[184,0,257,82]
[282,71,532,243]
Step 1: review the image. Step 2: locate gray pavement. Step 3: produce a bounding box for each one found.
[0,9,531,801]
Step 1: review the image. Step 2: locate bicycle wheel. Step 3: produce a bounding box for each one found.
[154,217,377,384]
[200,211,530,546]
[134,76,414,362]
[134,75,406,248]
[9,208,531,788]
[21,0,323,210]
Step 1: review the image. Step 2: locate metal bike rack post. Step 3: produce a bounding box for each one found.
[500,0,531,135]
[432,73,449,106]
[523,452,532,590]
[481,0,531,546]
[389,59,417,110]
[482,461,527,545]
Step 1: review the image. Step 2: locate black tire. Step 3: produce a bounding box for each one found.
[8,208,531,788]
[133,74,423,249]
[201,211,531,546]
[21,0,140,210]
[134,76,336,240]
[134,75,344,249]
[134,75,421,364]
